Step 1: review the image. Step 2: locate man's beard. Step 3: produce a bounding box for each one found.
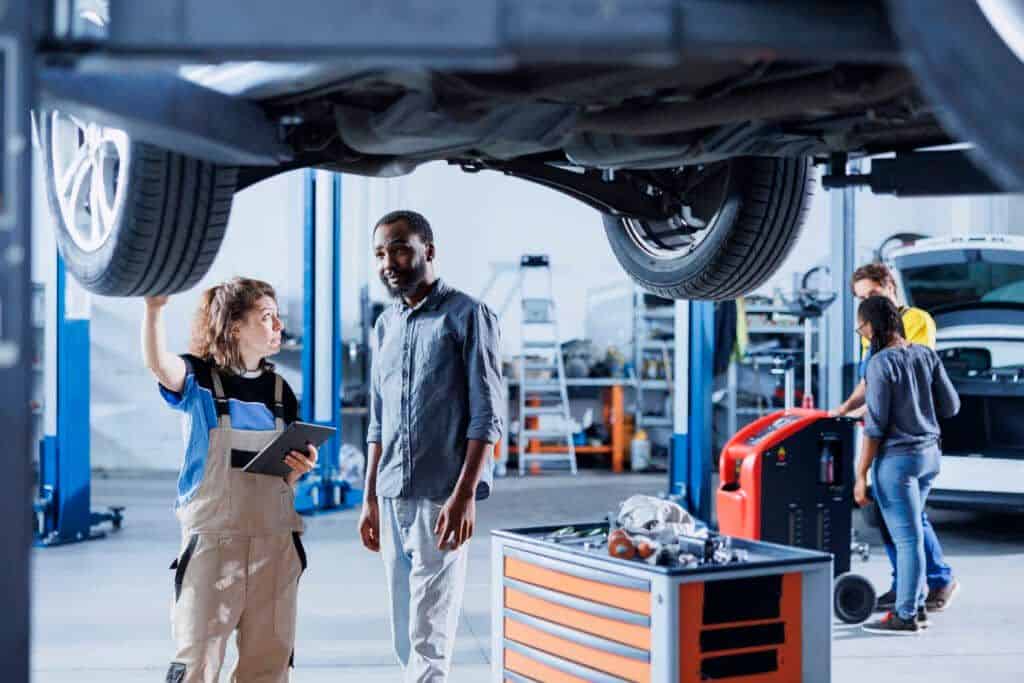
[381,260,428,299]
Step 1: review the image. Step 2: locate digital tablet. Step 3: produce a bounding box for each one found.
[242,421,336,477]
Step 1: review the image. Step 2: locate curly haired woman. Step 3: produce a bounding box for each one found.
[142,277,317,682]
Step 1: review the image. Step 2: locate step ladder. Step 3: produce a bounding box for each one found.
[517,255,577,475]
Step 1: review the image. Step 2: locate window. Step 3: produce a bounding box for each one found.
[901,256,1024,311]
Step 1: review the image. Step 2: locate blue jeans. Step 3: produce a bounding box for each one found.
[872,448,941,620]
[880,509,953,593]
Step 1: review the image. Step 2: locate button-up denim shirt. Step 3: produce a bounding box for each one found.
[367,279,503,501]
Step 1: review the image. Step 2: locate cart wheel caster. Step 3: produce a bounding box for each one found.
[834,572,876,624]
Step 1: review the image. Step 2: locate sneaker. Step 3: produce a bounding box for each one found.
[862,611,921,635]
[926,579,960,612]
[875,588,896,612]
[917,607,929,630]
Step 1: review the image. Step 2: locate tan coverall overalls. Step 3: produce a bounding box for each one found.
[166,371,306,683]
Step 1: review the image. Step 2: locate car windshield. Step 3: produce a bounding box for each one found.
[901,256,1024,311]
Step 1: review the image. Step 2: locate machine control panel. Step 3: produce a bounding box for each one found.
[745,415,801,445]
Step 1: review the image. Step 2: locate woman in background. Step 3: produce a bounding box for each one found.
[854,295,959,635]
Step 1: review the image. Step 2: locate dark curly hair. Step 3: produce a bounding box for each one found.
[858,295,906,355]
[373,209,434,244]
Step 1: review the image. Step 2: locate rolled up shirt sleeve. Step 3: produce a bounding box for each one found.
[464,303,504,443]
[366,320,384,444]
[158,356,197,411]
[863,358,892,440]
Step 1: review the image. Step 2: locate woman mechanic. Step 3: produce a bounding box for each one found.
[142,277,317,682]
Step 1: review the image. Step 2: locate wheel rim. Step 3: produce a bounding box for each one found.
[620,162,730,262]
[49,111,130,253]
[977,0,1024,64]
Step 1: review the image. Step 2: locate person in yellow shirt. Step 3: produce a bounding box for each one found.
[832,262,959,614]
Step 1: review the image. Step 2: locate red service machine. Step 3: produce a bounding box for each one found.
[717,409,875,624]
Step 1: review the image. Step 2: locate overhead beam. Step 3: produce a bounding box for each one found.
[41,0,900,66]
[37,68,291,165]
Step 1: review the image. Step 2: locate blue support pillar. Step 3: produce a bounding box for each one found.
[295,170,362,513]
[687,301,715,522]
[670,300,715,522]
[34,256,122,546]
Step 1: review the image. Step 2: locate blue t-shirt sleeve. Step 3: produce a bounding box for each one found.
[158,356,198,411]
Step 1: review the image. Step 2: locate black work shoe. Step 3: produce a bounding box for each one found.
[875,588,896,612]
[862,611,920,635]
[926,579,960,612]
[917,607,929,630]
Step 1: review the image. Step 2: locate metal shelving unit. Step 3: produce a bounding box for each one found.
[726,304,828,436]
[632,289,675,430]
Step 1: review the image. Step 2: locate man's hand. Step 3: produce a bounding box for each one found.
[854,475,870,508]
[434,490,476,551]
[358,500,381,552]
[284,444,318,486]
[828,407,843,418]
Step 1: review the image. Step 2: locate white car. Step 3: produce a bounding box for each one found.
[890,235,1024,510]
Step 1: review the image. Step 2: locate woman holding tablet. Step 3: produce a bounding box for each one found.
[142,277,317,682]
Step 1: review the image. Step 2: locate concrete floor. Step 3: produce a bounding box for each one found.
[31,471,1024,682]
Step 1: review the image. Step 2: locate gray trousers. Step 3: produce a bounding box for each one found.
[379,497,469,683]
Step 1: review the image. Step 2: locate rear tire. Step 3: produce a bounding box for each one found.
[603,157,814,301]
[39,110,237,296]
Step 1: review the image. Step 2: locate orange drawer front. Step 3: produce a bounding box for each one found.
[505,617,651,683]
[504,556,651,615]
[505,586,651,650]
[504,649,592,683]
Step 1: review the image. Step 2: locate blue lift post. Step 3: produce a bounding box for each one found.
[670,300,715,523]
[34,256,123,546]
[295,169,363,513]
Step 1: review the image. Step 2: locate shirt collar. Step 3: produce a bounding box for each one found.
[397,278,449,313]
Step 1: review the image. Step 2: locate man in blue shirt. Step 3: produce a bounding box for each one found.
[358,210,503,682]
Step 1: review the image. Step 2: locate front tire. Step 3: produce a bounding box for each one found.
[39,110,238,296]
[887,0,1024,189]
[603,157,814,300]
